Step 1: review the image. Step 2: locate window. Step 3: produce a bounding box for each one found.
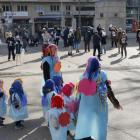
[17,5,27,11]
[2,5,11,11]
[34,5,44,12]
[66,5,70,11]
[76,6,95,11]
[100,13,103,17]
[50,5,59,11]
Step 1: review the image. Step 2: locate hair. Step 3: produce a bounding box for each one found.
[16,40,20,44]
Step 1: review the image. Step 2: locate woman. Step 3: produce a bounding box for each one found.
[40,44,61,96]
[74,28,81,53]
[53,29,59,45]
[68,31,74,55]
[75,56,123,140]
[111,27,117,48]
[119,30,128,58]
[43,31,52,46]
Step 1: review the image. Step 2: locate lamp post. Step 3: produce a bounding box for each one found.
[79,0,81,28]
[61,0,64,29]
[10,0,13,32]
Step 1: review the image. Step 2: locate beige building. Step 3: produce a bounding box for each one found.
[0,0,126,37]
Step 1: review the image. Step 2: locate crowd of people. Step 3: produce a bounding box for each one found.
[0,43,123,140]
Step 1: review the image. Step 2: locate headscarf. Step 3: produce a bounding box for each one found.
[42,79,55,107]
[1,78,4,91]
[61,83,73,98]
[0,79,2,91]
[11,81,27,106]
[51,95,64,110]
[84,56,100,81]
[74,81,79,98]
[53,75,63,95]
[45,44,58,59]
[14,78,23,83]
[68,82,75,93]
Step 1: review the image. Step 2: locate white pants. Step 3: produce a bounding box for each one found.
[16,54,22,64]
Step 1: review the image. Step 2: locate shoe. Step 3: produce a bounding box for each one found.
[0,117,5,121]
[118,51,120,53]
[15,124,24,130]
[88,50,90,52]
[21,120,25,124]
[78,50,79,52]
[76,50,78,53]
[68,52,70,56]
[13,59,15,61]
[8,59,10,61]
[0,124,6,128]
[99,59,102,61]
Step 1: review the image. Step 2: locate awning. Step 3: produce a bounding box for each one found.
[34,17,61,21]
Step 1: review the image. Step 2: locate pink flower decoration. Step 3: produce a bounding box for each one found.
[78,78,96,96]
[68,100,78,114]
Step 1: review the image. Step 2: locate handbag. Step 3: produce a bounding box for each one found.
[97,72,108,113]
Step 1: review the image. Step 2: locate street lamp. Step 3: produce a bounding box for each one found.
[61,0,64,29]
[10,0,13,32]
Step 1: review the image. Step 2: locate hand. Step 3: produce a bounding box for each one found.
[64,103,69,109]
[17,107,20,110]
[54,127,58,130]
[116,105,123,110]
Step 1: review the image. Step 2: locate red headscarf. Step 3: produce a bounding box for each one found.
[61,83,73,98]
[68,82,75,93]
[51,95,64,110]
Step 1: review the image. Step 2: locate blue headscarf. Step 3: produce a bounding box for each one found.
[84,56,100,81]
[11,81,27,106]
[53,75,63,95]
[42,79,55,107]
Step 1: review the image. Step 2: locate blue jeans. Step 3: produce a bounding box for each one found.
[101,44,106,53]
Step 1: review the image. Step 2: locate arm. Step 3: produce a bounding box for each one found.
[43,61,50,82]
[0,92,3,98]
[13,97,20,109]
[51,115,59,130]
[105,80,121,108]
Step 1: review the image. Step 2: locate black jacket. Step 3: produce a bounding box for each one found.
[93,34,101,46]
[84,31,91,42]
[63,30,68,40]
[6,37,15,49]
[101,32,107,45]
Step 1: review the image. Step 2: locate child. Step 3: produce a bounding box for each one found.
[15,40,23,66]
[41,79,57,118]
[61,83,76,139]
[68,31,74,56]
[8,81,28,129]
[0,79,7,128]
[53,75,63,95]
[49,95,67,140]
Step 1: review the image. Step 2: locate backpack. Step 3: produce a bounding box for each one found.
[97,72,108,113]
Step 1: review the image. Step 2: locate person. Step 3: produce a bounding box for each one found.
[68,31,74,55]
[15,40,23,66]
[53,29,59,45]
[15,30,21,40]
[63,28,68,47]
[43,31,52,46]
[101,28,107,54]
[41,79,57,119]
[84,28,91,52]
[8,80,28,129]
[40,44,61,96]
[6,33,15,61]
[22,28,27,51]
[57,26,61,36]
[119,30,128,58]
[75,56,123,140]
[26,29,30,45]
[93,31,102,61]
[61,83,76,140]
[52,75,63,95]
[97,24,102,37]
[117,28,122,53]
[136,29,140,54]
[49,95,68,140]
[0,79,7,128]
[74,27,81,53]
[111,27,117,48]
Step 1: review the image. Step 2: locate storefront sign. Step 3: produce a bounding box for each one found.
[74,15,95,18]
[3,12,28,17]
[34,17,61,21]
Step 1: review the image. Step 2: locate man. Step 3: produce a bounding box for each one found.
[84,28,91,52]
[63,28,68,47]
[97,24,102,37]
[93,31,102,61]
[6,33,15,61]
[22,28,27,51]
[117,28,122,53]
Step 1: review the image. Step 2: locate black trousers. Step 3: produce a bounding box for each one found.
[85,41,90,52]
[8,48,15,60]
[93,45,100,59]
[16,120,21,126]
[54,40,59,45]
[112,41,117,48]
[64,39,68,47]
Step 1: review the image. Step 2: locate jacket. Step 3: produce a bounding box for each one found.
[22,30,27,40]
[84,31,91,42]
[43,34,52,45]
[119,34,128,45]
[111,31,117,41]
[93,34,102,46]
[15,44,22,54]
[63,30,68,40]
[6,37,15,49]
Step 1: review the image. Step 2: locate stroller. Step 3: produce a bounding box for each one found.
[42,44,49,59]
[29,35,39,47]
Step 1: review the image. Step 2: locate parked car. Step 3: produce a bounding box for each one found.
[81,26,94,36]
[126,24,132,31]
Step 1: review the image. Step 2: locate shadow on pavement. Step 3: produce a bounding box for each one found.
[0,65,17,71]
[128,54,140,59]
[78,63,87,68]
[108,53,119,58]
[110,58,124,65]
[24,58,42,64]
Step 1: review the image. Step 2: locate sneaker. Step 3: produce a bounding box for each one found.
[99,59,102,61]
[21,120,25,124]
[0,117,5,121]
[0,124,6,128]
[15,124,24,130]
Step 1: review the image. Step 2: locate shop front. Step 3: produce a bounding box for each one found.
[34,17,61,34]
[74,15,94,28]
